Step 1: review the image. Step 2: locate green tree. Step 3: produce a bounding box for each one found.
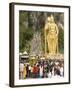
[19,11,33,53]
[58,28,64,53]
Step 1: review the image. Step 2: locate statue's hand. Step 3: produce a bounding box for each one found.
[45,38,46,40]
[56,34,58,37]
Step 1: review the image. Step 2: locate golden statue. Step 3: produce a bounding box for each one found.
[44,15,59,55]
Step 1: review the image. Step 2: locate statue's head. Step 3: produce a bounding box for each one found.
[50,14,54,23]
[47,17,51,22]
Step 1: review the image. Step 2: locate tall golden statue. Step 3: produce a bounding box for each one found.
[44,15,59,55]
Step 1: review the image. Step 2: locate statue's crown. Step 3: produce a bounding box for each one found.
[50,14,54,20]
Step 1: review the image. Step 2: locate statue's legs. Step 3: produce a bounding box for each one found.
[47,35,57,54]
[52,37,57,54]
[47,36,52,54]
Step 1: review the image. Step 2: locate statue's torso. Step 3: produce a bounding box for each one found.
[47,23,57,38]
[49,23,56,33]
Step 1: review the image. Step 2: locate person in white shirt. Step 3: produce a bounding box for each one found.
[28,65,31,77]
[60,66,64,77]
[52,67,54,76]
[19,63,24,79]
[39,65,43,78]
[48,70,52,78]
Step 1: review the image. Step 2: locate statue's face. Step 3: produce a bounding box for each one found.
[50,15,54,23]
[47,17,51,23]
[51,18,54,23]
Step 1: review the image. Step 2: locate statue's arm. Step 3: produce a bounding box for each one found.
[44,23,48,38]
[44,22,48,54]
[56,24,59,36]
[45,23,48,30]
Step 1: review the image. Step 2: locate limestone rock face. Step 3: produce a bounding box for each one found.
[30,32,42,55]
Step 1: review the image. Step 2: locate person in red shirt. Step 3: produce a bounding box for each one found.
[33,64,39,78]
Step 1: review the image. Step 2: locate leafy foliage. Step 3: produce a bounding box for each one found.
[58,28,64,53]
[19,12,33,53]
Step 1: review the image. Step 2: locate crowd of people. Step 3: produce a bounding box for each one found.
[19,59,64,79]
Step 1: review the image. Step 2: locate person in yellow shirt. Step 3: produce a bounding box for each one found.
[23,64,27,79]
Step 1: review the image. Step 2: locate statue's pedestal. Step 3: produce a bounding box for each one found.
[45,53,64,61]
